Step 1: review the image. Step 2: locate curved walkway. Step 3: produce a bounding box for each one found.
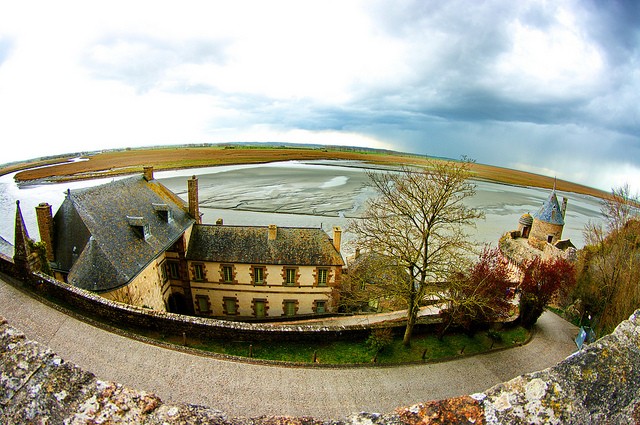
[0,275,579,419]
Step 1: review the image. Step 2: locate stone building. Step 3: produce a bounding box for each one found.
[36,167,196,311]
[185,224,343,318]
[500,185,576,268]
[527,188,568,250]
[34,167,344,318]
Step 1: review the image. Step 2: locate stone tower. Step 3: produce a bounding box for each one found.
[517,213,533,239]
[528,188,567,250]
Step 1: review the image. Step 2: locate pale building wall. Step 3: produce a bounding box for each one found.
[102,256,167,312]
[187,261,340,317]
[528,219,563,250]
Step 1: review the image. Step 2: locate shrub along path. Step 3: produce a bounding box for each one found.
[0,275,578,419]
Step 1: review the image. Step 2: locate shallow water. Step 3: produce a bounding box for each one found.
[0,160,604,256]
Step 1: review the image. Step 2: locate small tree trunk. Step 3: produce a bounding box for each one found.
[403,296,417,347]
[403,276,418,347]
[403,318,414,347]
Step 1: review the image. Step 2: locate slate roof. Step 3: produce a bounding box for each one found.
[52,175,195,292]
[519,213,533,226]
[533,190,565,226]
[187,225,344,266]
[0,235,13,258]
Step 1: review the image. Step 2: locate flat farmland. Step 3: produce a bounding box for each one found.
[7,145,607,198]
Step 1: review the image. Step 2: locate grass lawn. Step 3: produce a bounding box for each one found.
[170,326,530,365]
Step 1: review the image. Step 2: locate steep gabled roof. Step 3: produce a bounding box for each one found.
[0,235,13,258]
[52,175,195,292]
[187,225,344,266]
[533,190,565,226]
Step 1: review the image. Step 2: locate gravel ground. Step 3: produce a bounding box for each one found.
[0,275,578,419]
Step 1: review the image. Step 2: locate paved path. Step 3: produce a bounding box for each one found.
[0,275,579,419]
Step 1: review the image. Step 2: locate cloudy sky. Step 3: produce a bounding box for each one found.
[0,0,638,192]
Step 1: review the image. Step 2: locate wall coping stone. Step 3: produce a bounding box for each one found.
[2,310,639,423]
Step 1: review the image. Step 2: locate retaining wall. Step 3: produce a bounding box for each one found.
[2,255,416,342]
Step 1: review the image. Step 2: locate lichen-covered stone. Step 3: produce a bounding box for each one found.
[0,322,96,424]
[395,396,484,424]
[1,310,639,424]
[481,309,640,424]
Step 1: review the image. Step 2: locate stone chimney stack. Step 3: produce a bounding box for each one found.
[187,175,201,224]
[35,202,55,261]
[143,166,154,181]
[561,197,568,219]
[333,226,342,253]
[268,224,277,241]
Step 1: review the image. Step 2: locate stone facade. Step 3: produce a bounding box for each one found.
[101,255,168,311]
[528,219,564,251]
[188,262,341,317]
[185,224,344,319]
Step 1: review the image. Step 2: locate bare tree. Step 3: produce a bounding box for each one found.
[349,158,484,346]
[339,252,407,313]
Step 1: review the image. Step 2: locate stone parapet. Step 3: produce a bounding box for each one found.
[2,310,639,424]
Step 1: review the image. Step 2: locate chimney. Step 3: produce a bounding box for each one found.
[36,202,55,261]
[188,175,201,224]
[143,166,154,181]
[268,224,277,241]
[332,226,342,253]
[561,197,568,219]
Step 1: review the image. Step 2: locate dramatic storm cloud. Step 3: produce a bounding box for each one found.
[0,0,638,192]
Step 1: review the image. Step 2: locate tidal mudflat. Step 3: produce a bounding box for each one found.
[0,160,603,257]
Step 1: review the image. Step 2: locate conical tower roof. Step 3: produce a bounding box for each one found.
[13,200,31,263]
[533,190,564,226]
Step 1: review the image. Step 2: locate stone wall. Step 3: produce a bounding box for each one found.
[2,310,638,424]
[102,256,167,312]
[23,269,378,343]
[528,219,563,250]
[499,231,574,267]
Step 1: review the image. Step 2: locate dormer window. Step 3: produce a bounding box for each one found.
[127,216,150,240]
[152,203,172,223]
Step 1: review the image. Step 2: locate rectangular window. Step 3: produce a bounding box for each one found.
[254,300,266,318]
[160,262,168,282]
[196,295,210,314]
[316,301,326,314]
[194,264,204,281]
[254,267,265,285]
[167,262,179,279]
[317,269,328,286]
[223,265,233,283]
[283,300,296,317]
[224,298,237,315]
[285,268,296,286]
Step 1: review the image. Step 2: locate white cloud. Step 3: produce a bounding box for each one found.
[494,5,604,100]
[0,0,637,195]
